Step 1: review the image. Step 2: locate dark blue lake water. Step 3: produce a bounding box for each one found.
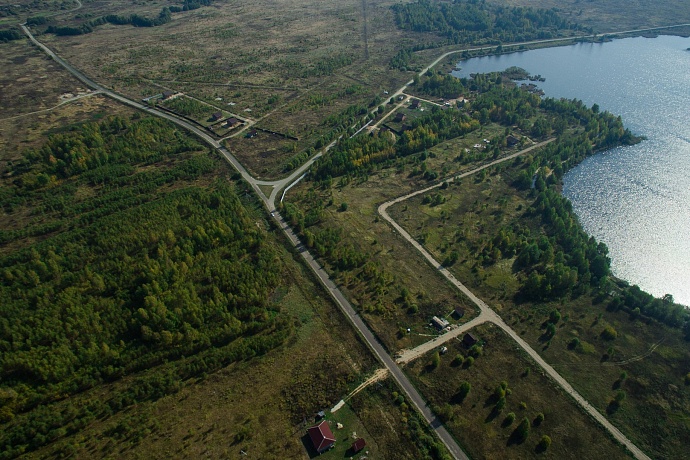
[453,36,690,305]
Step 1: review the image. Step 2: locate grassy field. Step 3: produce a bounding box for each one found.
[389,152,690,459]
[405,323,631,459]
[0,39,140,174]
[0,40,86,120]
[28,0,414,177]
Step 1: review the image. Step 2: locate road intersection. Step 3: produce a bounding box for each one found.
[19,20,686,459]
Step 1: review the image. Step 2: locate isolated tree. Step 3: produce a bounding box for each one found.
[537,434,552,452]
[534,412,545,426]
[454,381,471,404]
[512,417,531,444]
[601,325,618,340]
[430,351,441,369]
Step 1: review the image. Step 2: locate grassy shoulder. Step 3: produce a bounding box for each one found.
[404,323,631,459]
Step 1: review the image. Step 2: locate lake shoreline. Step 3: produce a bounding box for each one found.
[452,35,690,306]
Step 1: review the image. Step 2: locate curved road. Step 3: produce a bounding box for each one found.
[21,20,685,460]
[21,22,471,459]
[379,142,651,460]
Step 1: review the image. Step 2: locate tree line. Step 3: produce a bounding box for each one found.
[42,0,214,36]
[390,0,586,70]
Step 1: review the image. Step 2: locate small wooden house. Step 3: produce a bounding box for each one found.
[307,420,336,454]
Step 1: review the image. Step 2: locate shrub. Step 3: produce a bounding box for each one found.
[511,417,531,444]
[534,412,544,426]
[601,325,618,340]
[495,396,506,412]
[430,351,441,369]
[455,381,471,403]
[549,309,561,324]
[469,344,483,358]
[537,434,552,452]
[503,412,516,427]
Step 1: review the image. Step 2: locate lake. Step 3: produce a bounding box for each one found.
[453,36,690,306]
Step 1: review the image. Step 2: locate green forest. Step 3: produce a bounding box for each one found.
[0,116,290,458]
[393,0,583,44]
[389,0,586,70]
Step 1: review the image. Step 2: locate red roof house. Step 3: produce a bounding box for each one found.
[351,438,367,453]
[307,420,336,453]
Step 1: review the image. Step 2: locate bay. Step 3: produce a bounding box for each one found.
[453,36,690,306]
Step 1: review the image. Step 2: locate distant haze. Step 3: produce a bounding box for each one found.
[453,36,690,306]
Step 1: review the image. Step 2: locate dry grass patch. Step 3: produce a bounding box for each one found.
[405,323,631,459]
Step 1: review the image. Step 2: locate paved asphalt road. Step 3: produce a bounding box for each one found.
[274,213,469,460]
[21,20,686,459]
[21,23,471,459]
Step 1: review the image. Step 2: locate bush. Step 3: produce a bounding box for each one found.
[549,309,561,324]
[503,412,516,427]
[601,325,618,340]
[430,351,441,369]
[534,412,544,426]
[495,396,506,413]
[536,434,552,452]
[469,344,483,358]
[511,417,531,444]
[455,381,471,403]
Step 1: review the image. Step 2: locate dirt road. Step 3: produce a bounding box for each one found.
[379,141,651,460]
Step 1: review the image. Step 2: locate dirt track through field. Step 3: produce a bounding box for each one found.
[378,139,651,460]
